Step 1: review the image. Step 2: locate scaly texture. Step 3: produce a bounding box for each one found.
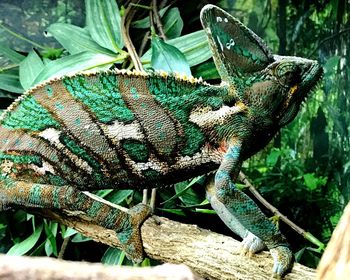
[0,4,322,278]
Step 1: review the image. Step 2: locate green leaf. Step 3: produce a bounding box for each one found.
[163,8,183,39]
[33,51,124,85]
[267,148,281,167]
[191,60,219,80]
[161,176,204,205]
[0,43,26,63]
[19,50,44,90]
[105,190,134,205]
[303,173,327,190]
[63,227,78,239]
[101,247,126,265]
[151,36,191,76]
[71,233,91,243]
[0,73,23,93]
[142,30,211,67]
[47,23,116,55]
[7,225,43,256]
[324,56,340,75]
[85,0,123,51]
[175,182,202,206]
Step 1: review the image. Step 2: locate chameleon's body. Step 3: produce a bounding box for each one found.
[0,5,322,278]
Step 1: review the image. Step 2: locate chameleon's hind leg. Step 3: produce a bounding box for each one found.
[0,179,151,262]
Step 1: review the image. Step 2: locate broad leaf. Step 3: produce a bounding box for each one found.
[7,225,43,256]
[0,73,23,93]
[19,50,44,90]
[142,30,211,67]
[105,190,134,205]
[47,23,115,55]
[0,43,25,63]
[33,51,122,85]
[163,8,183,39]
[85,0,123,51]
[151,36,191,76]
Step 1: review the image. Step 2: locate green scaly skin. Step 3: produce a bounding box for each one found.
[0,5,322,278]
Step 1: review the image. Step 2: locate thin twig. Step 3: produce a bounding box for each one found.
[239,171,325,250]
[57,236,70,259]
[121,2,144,71]
[308,27,350,57]
[152,0,167,40]
[138,30,150,57]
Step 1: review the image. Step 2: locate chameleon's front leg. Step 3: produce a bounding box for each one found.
[208,141,293,278]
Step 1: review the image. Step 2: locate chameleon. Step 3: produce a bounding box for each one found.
[0,4,322,278]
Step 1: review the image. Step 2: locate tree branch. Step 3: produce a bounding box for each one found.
[0,255,201,280]
[32,209,315,280]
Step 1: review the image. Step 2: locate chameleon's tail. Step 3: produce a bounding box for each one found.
[0,178,152,261]
[117,203,152,263]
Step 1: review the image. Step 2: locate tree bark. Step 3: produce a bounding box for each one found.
[28,209,316,280]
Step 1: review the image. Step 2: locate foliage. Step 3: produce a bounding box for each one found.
[0,0,348,270]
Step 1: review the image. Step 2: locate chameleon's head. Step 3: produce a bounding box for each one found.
[243,55,322,126]
[200,4,323,127]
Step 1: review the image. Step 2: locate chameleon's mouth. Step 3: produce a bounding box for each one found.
[299,61,323,94]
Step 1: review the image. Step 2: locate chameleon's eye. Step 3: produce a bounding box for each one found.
[275,63,301,86]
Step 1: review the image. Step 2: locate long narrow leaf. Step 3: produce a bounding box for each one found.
[7,225,43,256]
[0,73,23,93]
[33,52,123,85]
[0,43,25,63]
[47,23,116,55]
[85,0,123,51]
[19,50,44,90]
[142,30,211,67]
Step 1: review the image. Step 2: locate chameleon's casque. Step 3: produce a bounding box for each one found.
[0,4,322,278]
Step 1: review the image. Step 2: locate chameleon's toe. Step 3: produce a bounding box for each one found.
[241,232,266,255]
[116,203,152,263]
[270,246,294,278]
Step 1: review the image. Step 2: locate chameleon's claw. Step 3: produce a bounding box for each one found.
[270,246,294,279]
[241,232,266,254]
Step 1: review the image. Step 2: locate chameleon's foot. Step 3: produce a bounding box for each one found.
[116,203,152,263]
[240,232,266,257]
[270,246,294,279]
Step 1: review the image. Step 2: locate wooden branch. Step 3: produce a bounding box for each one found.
[0,255,200,280]
[33,209,316,280]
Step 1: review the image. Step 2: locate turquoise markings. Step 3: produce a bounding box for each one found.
[1,95,60,131]
[55,102,65,110]
[29,184,42,205]
[46,86,53,97]
[0,153,42,166]
[63,73,135,123]
[130,87,140,100]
